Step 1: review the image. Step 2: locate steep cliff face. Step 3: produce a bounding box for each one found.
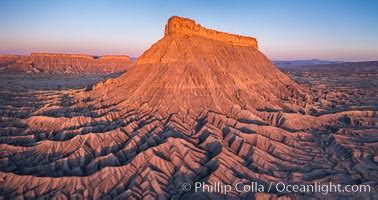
[0,53,132,74]
[164,16,258,48]
[0,55,26,72]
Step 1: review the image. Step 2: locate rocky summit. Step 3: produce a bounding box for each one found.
[0,16,376,199]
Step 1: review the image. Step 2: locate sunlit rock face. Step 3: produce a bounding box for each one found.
[164,16,258,48]
[0,16,376,199]
[0,53,132,74]
[87,16,310,115]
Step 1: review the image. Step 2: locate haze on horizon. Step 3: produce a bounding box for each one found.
[0,0,377,61]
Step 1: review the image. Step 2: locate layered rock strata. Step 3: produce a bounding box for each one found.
[165,16,258,49]
[0,53,132,74]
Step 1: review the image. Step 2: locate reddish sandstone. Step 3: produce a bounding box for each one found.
[0,53,132,74]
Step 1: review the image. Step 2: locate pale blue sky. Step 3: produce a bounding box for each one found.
[0,0,377,61]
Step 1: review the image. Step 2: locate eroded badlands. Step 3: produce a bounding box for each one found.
[0,16,376,199]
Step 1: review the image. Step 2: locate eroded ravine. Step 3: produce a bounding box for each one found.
[0,16,377,199]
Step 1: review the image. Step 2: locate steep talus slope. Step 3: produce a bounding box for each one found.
[83,16,310,115]
[0,16,376,199]
[0,53,132,74]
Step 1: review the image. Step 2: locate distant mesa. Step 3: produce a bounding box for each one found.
[273,59,345,69]
[30,53,97,59]
[30,53,131,60]
[100,55,133,60]
[0,53,132,74]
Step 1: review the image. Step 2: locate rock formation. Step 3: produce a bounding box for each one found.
[0,16,376,199]
[85,16,310,115]
[165,16,258,48]
[0,53,132,74]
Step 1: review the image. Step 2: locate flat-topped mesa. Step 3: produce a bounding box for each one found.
[30,53,131,61]
[0,53,132,73]
[31,53,95,59]
[165,16,258,49]
[100,55,131,60]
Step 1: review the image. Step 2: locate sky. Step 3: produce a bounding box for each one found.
[0,0,377,61]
